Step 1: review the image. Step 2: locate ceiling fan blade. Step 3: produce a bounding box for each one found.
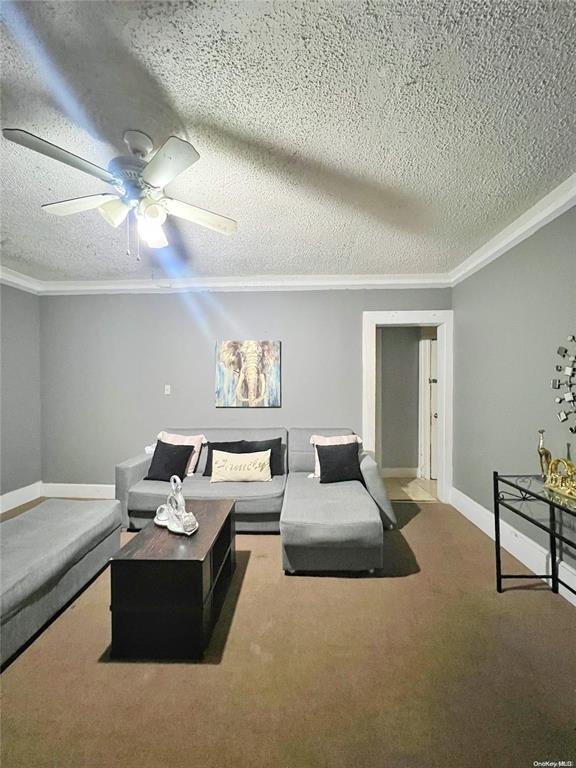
[99,197,131,227]
[42,193,118,216]
[3,129,115,184]
[165,198,237,235]
[142,137,200,188]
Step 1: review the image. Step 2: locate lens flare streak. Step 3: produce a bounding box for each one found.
[2,1,105,146]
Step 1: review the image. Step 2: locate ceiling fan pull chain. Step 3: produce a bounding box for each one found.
[136,223,141,262]
[126,213,131,258]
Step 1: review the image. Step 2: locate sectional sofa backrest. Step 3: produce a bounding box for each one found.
[164,427,288,474]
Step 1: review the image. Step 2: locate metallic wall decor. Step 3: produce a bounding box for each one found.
[215,340,281,408]
[536,335,576,500]
[552,335,576,434]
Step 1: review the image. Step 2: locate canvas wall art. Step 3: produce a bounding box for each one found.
[215,340,281,408]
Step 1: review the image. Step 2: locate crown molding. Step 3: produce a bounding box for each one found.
[2,173,574,295]
[0,267,44,294]
[0,268,451,294]
[449,172,576,286]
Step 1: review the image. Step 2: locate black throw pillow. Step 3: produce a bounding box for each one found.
[145,440,195,482]
[317,442,364,484]
[242,437,284,476]
[203,440,246,476]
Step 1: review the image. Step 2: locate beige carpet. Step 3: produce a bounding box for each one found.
[2,502,575,768]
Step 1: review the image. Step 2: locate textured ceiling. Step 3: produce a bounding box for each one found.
[1,0,575,281]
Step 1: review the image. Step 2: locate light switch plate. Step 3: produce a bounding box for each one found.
[164,384,171,395]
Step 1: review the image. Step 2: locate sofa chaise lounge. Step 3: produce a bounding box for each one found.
[280,428,396,572]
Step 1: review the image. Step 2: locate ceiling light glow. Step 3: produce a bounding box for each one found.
[138,217,168,248]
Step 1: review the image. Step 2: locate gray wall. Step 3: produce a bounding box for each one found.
[377,326,420,469]
[453,208,576,561]
[39,288,450,484]
[0,285,42,494]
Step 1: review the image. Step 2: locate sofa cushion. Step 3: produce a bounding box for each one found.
[1,499,121,622]
[157,431,206,475]
[311,433,362,477]
[242,437,283,476]
[203,440,246,476]
[288,427,354,473]
[317,442,364,484]
[162,428,287,474]
[128,474,287,515]
[145,440,194,481]
[211,449,272,483]
[281,472,383,548]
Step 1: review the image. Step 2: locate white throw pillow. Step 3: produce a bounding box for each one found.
[310,434,362,478]
[157,431,207,475]
[210,449,272,483]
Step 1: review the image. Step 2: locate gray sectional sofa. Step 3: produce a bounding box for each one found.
[116,427,396,572]
[116,427,288,532]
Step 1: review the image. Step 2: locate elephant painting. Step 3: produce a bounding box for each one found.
[215,340,281,408]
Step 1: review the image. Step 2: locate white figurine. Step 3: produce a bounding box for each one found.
[154,475,198,536]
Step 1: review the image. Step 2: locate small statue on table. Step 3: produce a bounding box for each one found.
[154,475,199,535]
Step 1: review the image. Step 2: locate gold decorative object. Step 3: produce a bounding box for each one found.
[545,457,576,500]
[537,430,576,500]
[537,429,552,480]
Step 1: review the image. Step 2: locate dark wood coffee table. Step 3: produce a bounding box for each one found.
[110,499,235,660]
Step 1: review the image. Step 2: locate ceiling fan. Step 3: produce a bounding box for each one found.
[2,128,237,248]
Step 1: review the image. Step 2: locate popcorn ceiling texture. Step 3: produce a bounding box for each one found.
[1,0,575,281]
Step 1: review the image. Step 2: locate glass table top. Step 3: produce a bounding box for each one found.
[498,474,576,517]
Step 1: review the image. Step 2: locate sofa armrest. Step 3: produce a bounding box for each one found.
[360,454,397,529]
[115,453,150,529]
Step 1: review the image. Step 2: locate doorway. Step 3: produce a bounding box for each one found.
[418,330,439,490]
[362,310,454,504]
[374,326,438,501]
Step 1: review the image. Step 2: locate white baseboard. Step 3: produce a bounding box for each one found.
[1,482,115,512]
[0,481,43,513]
[382,468,418,478]
[450,487,576,608]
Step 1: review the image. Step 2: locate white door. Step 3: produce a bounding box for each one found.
[430,340,438,480]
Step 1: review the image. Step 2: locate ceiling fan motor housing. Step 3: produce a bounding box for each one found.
[107,156,148,200]
[123,129,154,159]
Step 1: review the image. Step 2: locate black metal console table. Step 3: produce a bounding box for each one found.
[493,472,576,597]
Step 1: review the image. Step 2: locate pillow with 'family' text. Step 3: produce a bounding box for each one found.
[210,449,272,483]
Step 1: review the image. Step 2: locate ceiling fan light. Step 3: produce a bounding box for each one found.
[138,217,168,249]
[138,198,167,224]
[99,198,130,227]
